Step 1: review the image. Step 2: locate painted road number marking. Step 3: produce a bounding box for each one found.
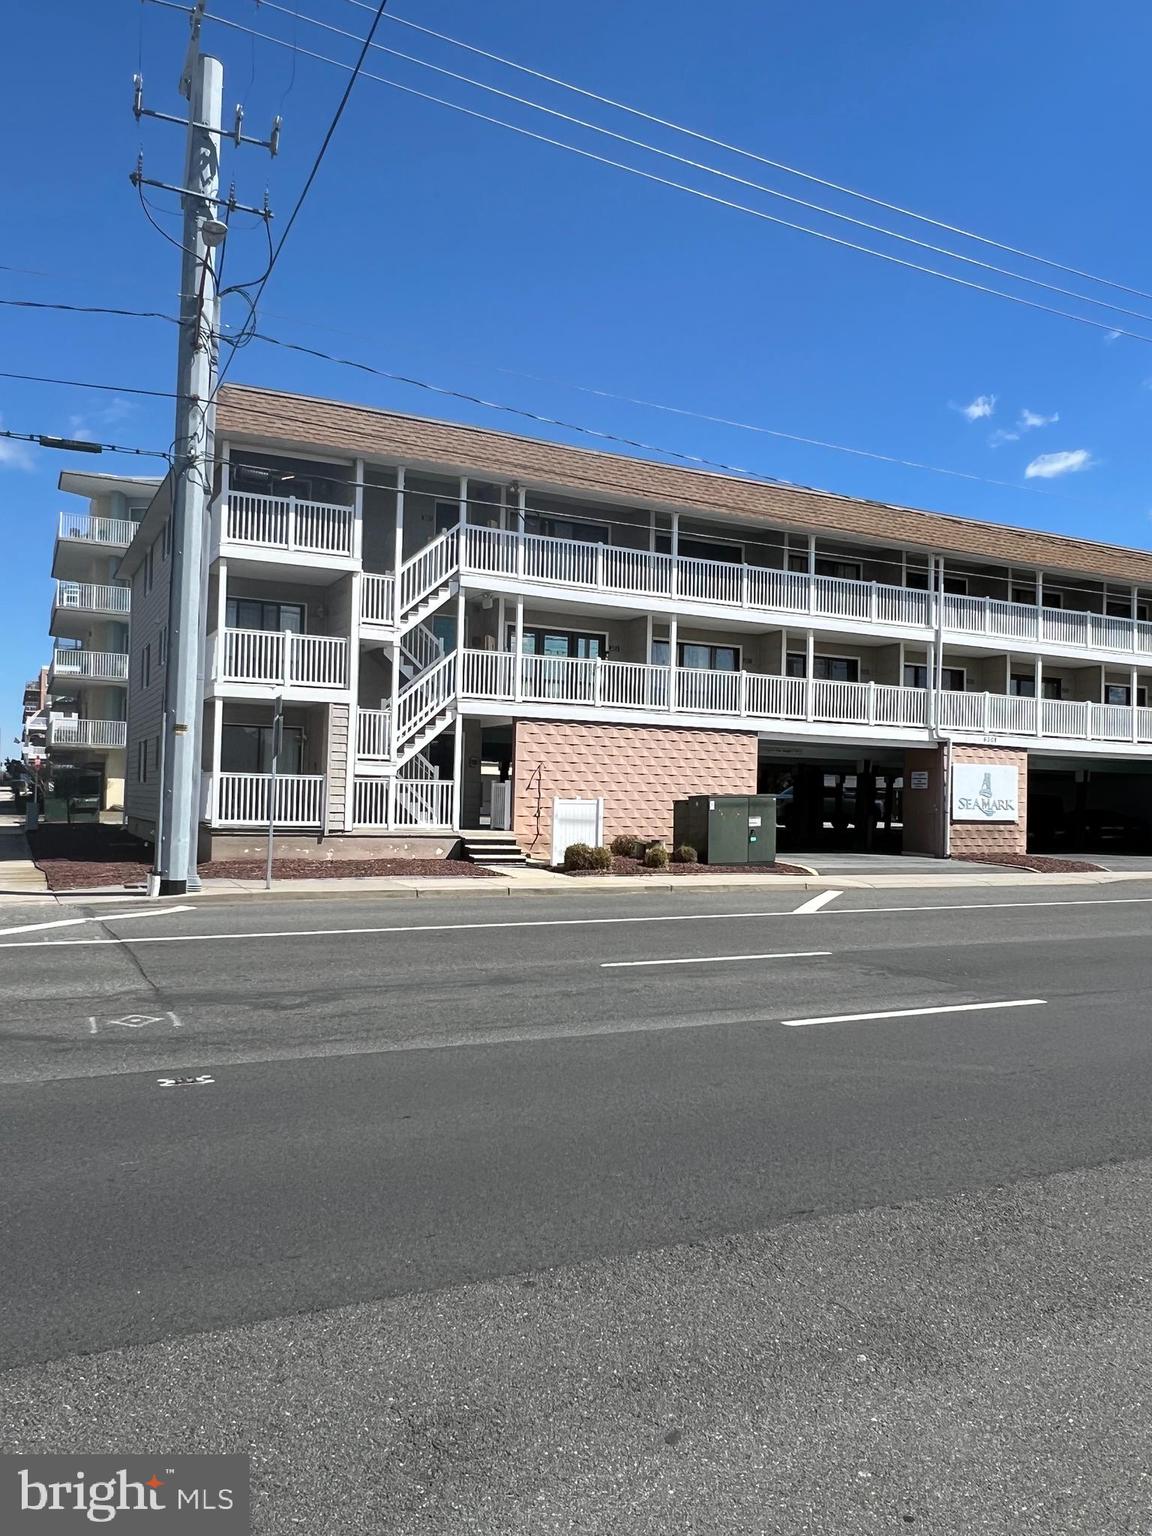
[781,998,1048,1027]
[157,1074,214,1087]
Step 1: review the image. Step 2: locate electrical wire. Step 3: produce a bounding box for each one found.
[0,426,173,461]
[0,298,178,324]
[186,5,1152,347]
[210,0,392,398]
[345,0,1152,307]
[0,368,183,400]
[250,0,1152,328]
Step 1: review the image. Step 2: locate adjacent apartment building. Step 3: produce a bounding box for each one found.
[48,471,161,810]
[114,384,1152,864]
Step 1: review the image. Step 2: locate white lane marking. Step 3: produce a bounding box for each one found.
[793,890,843,915]
[781,998,1047,1027]
[0,903,195,939]
[87,1017,98,1035]
[602,950,830,969]
[1,894,1152,950]
[157,1073,214,1087]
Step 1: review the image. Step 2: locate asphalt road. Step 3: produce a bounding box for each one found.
[4,882,1152,1532]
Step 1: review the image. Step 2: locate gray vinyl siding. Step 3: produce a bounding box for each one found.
[326,702,350,830]
[123,524,172,832]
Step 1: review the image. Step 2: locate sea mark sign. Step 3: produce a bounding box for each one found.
[952,763,1019,822]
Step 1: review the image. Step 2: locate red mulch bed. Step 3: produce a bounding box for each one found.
[27,824,496,890]
[560,856,809,877]
[953,852,1104,873]
[201,858,498,881]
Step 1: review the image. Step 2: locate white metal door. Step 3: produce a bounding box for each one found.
[551,797,604,866]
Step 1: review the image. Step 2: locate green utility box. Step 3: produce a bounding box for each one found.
[673,794,778,865]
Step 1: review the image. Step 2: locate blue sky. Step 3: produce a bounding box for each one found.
[4,0,1152,745]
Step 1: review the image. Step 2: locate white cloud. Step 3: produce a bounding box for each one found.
[1105,330,1123,344]
[1018,408,1059,431]
[988,429,1020,447]
[67,414,96,443]
[1024,449,1094,479]
[955,393,996,421]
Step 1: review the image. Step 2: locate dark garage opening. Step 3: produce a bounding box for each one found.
[1029,760,1152,854]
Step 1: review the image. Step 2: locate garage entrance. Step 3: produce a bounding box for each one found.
[1029,758,1152,855]
[760,748,907,853]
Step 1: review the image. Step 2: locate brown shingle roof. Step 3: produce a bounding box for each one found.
[217,385,1152,584]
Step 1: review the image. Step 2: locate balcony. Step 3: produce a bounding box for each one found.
[216,491,356,564]
[461,527,1152,664]
[47,717,128,750]
[352,775,453,829]
[50,648,129,686]
[51,581,131,640]
[52,512,137,581]
[458,649,1152,751]
[212,628,349,691]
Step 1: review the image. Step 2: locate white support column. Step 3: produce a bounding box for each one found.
[645,613,654,662]
[1034,654,1044,737]
[210,695,223,825]
[393,466,406,627]
[451,716,464,831]
[514,595,524,703]
[1131,666,1140,741]
[807,533,817,615]
[804,628,815,721]
[515,485,526,578]
[668,614,678,711]
[215,557,228,646]
[1036,570,1044,641]
[457,474,469,547]
[352,458,364,564]
[498,595,506,651]
[1132,587,1140,624]
[670,511,680,600]
[218,441,231,552]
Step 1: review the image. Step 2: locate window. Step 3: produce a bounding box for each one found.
[656,534,743,564]
[651,640,740,670]
[220,723,304,774]
[1013,586,1062,609]
[226,598,305,633]
[523,511,610,545]
[161,519,171,561]
[141,644,151,689]
[903,664,966,691]
[136,739,148,783]
[786,653,860,683]
[158,626,167,668]
[1105,684,1148,707]
[905,571,969,595]
[1010,674,1063,699]
[1106,598,1150,621]
[507,625,606,659]
[144,543,155,595]
[788,554,863,582]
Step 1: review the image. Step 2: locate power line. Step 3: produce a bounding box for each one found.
[253,0,1152,329]
[0,297,178,324]
[0,426,172,461]
[0,368,182,400]
[187,5,1152,347]
[347,0,1152,307]
[212,0,391,395]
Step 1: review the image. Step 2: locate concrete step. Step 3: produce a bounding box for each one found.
[462,835,530,866]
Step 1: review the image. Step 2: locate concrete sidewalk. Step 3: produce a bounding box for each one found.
[0,812,50,902]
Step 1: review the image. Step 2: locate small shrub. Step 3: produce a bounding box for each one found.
[562,842,595,870]
[674,844,699,864]
[588,845,613,870]
[643,842,670,869]
[610,832,641,858]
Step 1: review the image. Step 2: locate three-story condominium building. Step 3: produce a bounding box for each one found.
[117,385,1152,864]
[50,471,160,810]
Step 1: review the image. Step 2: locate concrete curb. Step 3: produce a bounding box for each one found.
[30,867,1152,904]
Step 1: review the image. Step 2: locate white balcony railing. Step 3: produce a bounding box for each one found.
[361,572,395,626]
[221,490,355,558]
[56,512,137,547]
[47,718,127,749]
[51,648,129,682]
[218,628,349,689]
[357,707,391,760]
[214,772,326,827]
[461,526,1152,661]
[458,649,1152,747]
[353,776,453,828]
[54,580,130,615]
